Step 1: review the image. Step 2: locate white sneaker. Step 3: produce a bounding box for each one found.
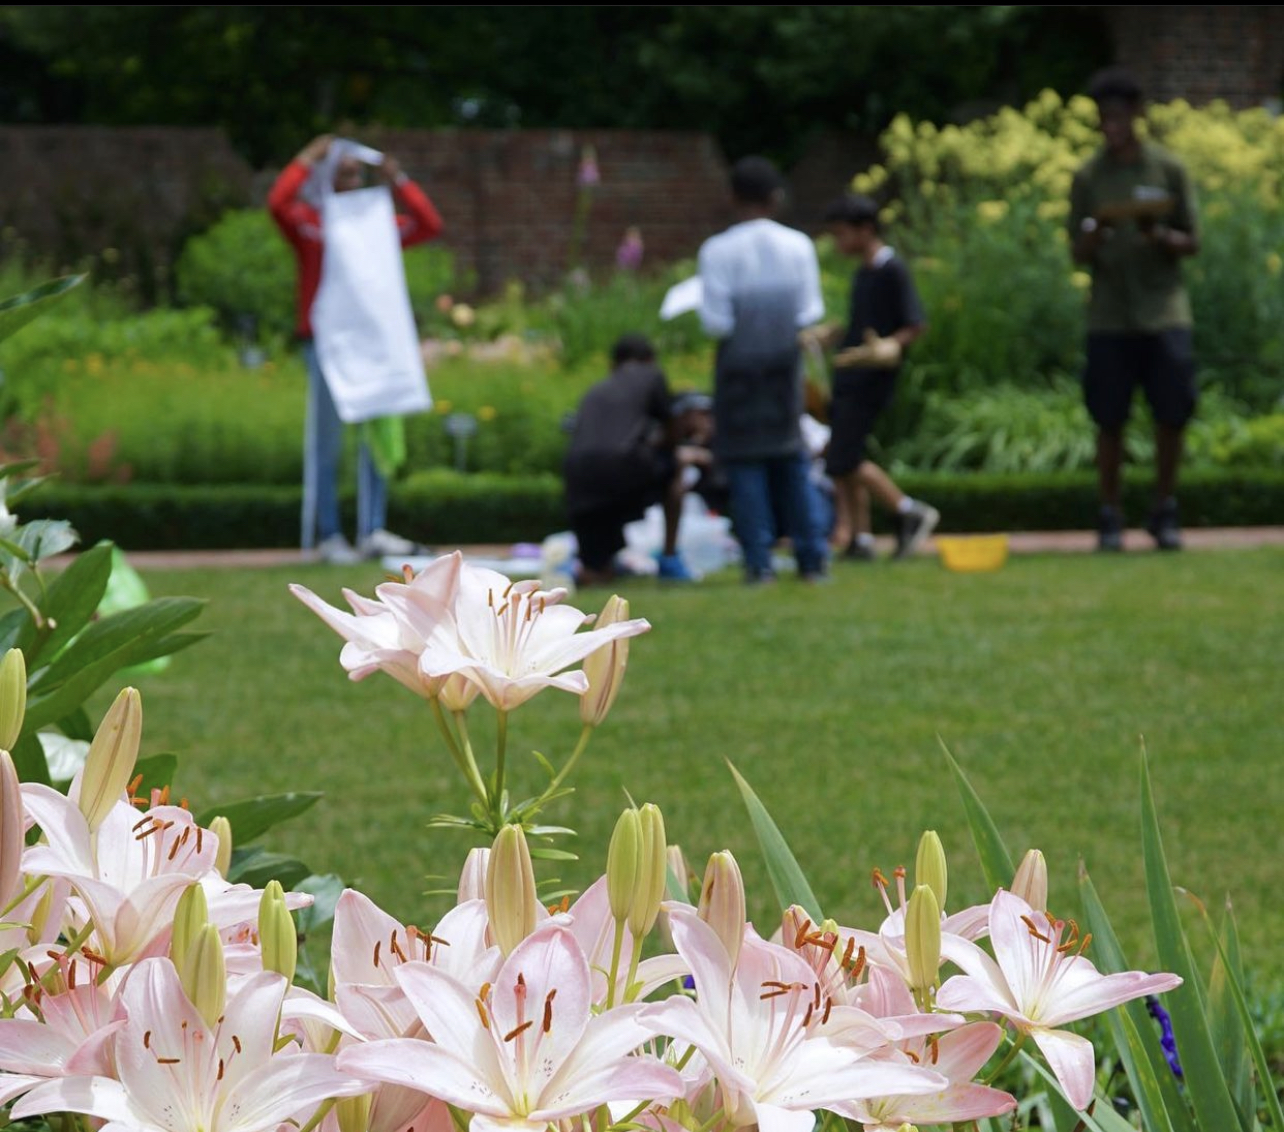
[359,528,423,559]
[316,534,363,566]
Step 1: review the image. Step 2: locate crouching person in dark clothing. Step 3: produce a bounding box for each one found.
[563,335,711,586]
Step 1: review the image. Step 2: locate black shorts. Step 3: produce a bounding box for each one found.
[825,370,897,476]
[570,491,661,570]
[566,453,673,570]
[1083,329,1198,430]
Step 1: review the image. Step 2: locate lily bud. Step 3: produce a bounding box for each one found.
[606,808,642,925]
[905,884,942,994]
[1012,848,1048,912]
[0,648,27,750]
[79,688,142,832]
[336,1093,373,1132]
[259,880,297,982]
[169,882,209,970]
[629,803,667,938]
[438,672,480,714]
[184,924,227,1030]
[485,824,538,957]
[26,882,54,945]
[666,844,692,902]
[208,816,233,878]
[457,846,491,903]
[580,596,632,727]
[915,830,948,909]
[697,851,746,967]
[0,749,23,903]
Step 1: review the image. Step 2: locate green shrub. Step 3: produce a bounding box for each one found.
[18,467,1284,551]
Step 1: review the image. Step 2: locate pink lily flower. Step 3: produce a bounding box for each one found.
[638,908,947,1132]
[835,1021,1016,1130]
[336,924,684,1132]
[936,889,1182,1110]
[9,958,367,1132]
[412,560,651,712]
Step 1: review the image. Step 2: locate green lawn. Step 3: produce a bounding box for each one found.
[113,547,1284,989]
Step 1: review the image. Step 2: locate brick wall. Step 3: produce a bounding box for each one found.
[1,125,733,297]
[0,127,253,301]
[1105,5,1284,108]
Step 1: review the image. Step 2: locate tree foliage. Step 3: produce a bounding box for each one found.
[0,5,1111,166]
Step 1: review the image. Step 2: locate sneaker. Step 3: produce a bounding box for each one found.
[893,502,940,560]
[800,567,832,585]
[657,553,697,583]
[359,528,428,560]
[316,534,363,566]
[842,539,877,562]
[1097,506,1125,553]
[1146,499,1183,552]
[744,567,778,586]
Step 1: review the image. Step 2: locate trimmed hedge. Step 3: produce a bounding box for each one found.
[18,468,1284,552]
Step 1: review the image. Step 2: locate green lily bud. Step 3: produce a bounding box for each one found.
[0,648,27,751]
[336,1093,373,1132]
[485,824,538,957]
[629,803,667,938]
[79,688,142,833]
[1012,848,1048,912]
[259,880,297,982]
[26,882,54,945]
[915,829,948,909]
[697,850,746,967]
[169,882,209,970]
[457,846,490,903]
[208,816,233,878]
[184,924,227,1030]
[580,596,632,727]
[0,750,23,904]
[905,884,942,994]
[606,807,642,925]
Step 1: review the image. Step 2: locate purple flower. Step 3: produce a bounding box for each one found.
[1146,995,1183,1078]
[577,145,600,188]
[616,227,644,271]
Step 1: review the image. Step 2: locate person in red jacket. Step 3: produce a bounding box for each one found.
[268,133,444,564]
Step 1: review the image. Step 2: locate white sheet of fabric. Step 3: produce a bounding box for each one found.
[310,139,431,423]
[659,275,703,321]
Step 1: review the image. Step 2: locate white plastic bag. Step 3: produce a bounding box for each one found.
[311,154,431,423]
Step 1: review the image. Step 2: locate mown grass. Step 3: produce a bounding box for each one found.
[110,546,1284,987]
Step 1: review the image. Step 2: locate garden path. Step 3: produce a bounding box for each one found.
[81,526,1284,571]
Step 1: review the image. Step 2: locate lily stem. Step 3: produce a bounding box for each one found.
[453,710,493,825]
[296,1098,337,1132]
[606,920,625,1010]
[983,1030,1028,1086]
[547,723,594,796]
[494,709,509,821]
[430,699,488,810]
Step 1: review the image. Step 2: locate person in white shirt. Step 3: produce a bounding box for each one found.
[697,156,830,585]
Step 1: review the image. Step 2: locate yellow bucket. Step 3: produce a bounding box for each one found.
[937,534,1009,573]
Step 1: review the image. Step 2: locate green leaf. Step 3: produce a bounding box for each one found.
[1207,897,1253,1122]
[228,849,311,891]
[1016,1049,1131,1132]
[528,847,578,862]
[120,630,209,667]
[1078,862,1192,1132]
[0,275,87,344]
[293,873,345,936]
[132,754,179,798]
[727,759,822,922]
[14,520,79,565]
[56,707,94,743]
[1140,745,1246,1132]
[939,736,1014,893]
[23,598,205,729]
[34,541,115,664]
[0,459,44,483]
[3,475,54,510]
[0,608,33,655]
[9,732,50,786]
[1194,893,1284,1131]
[195,792,323,846]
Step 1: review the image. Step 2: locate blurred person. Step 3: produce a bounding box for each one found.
[697,156,829,584]
[269,133,443,564]
[1069,67,1200,552]
[563,334,710,586]
[817,193,938,561]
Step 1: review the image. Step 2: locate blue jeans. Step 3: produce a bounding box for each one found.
[301,342,387,548]
[725,453,828,577]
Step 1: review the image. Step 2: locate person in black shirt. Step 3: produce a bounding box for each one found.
[563,335,710,585]
[815,194,940,560]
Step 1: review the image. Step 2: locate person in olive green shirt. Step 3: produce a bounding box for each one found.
[1069,67,1200,552]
